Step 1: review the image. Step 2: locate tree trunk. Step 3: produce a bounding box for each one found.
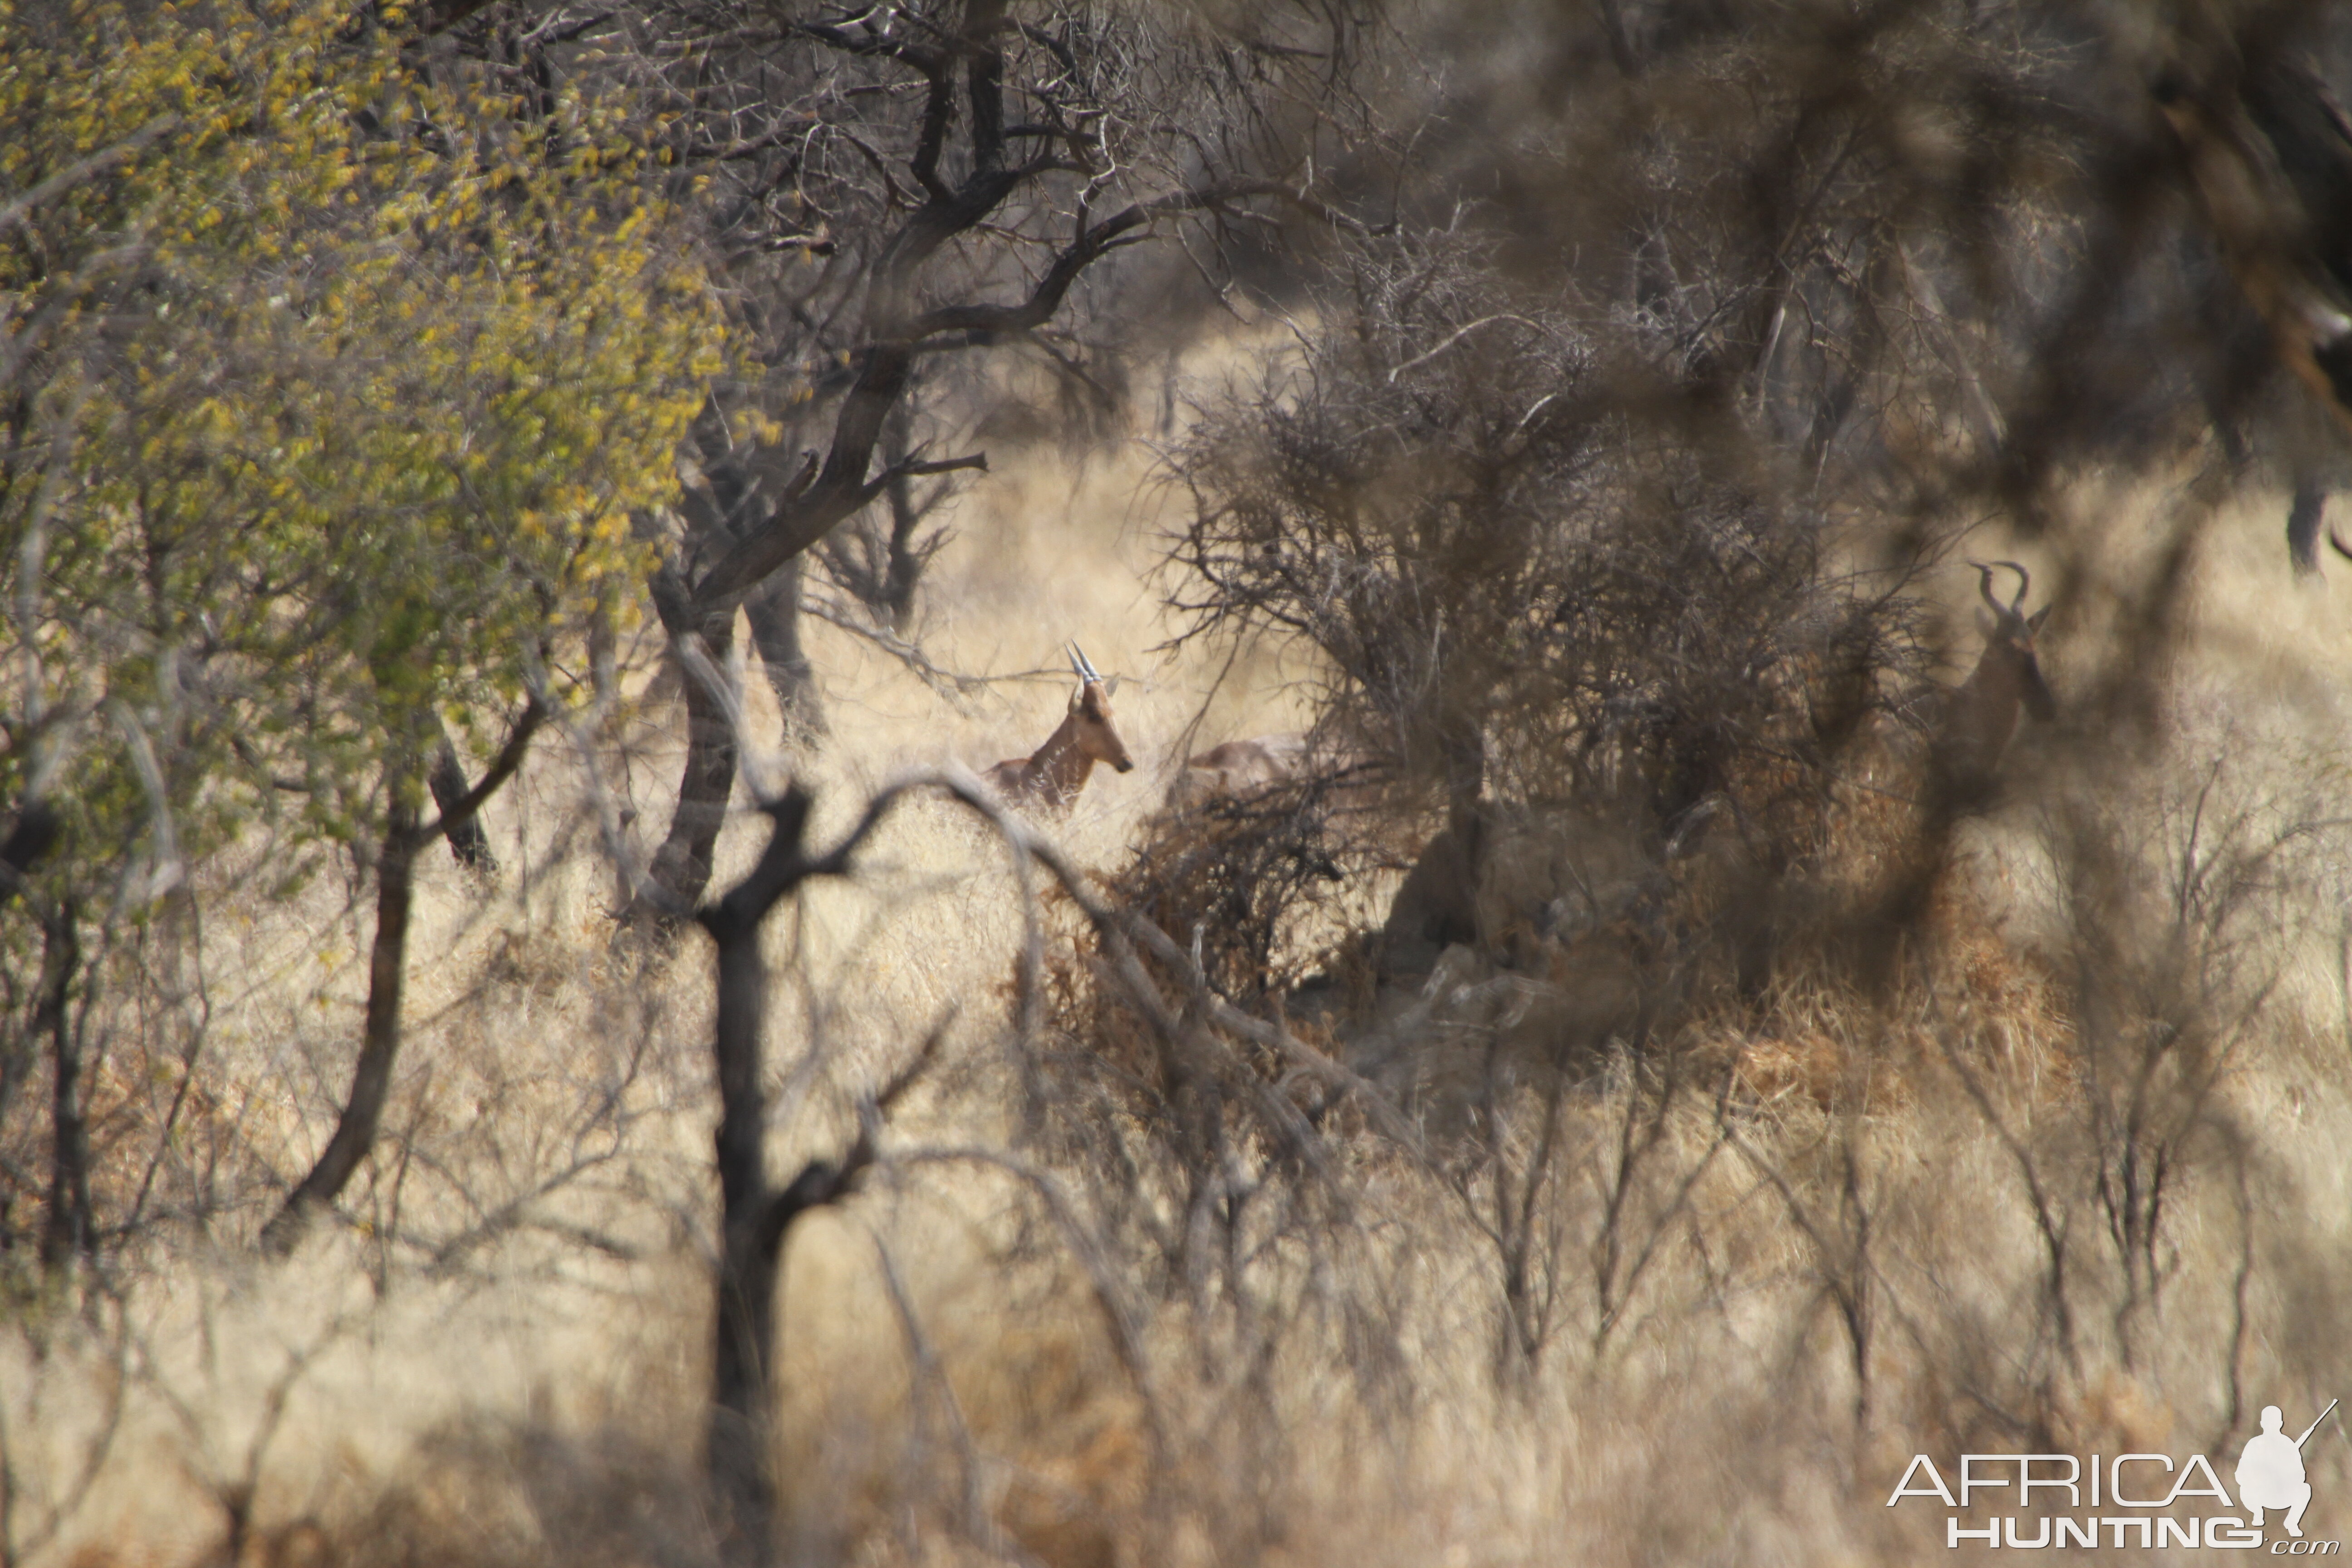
[744,555,825,736]
[1592,0,1640,77]
[0,799,60,906]
[2288,479,2329,575]
[260,795,419,1255]
[588,586,621,710]
[877,404,933,632]
[428,722,497,873]
[0,800,62,1137]
[258,704,539,1255]
[700,794,835,1567]
[692,787,919,1566]
[622,591,740,935]
[704,844,784,1568]
[36,904,87,1275]
[817,423,943,633]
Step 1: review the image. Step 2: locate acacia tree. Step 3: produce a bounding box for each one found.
[479,0,1382,930]
[0,0,724,1261]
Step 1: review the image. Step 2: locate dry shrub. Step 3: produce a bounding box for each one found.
[951,1313,1149,1568]
[1106,768,1397,1005]
[1164,237,1933,858]
[239,1417,708,1568]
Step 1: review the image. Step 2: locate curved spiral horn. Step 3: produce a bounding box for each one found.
[1968,559,2033,619]
[1995,559,2031,615]
[1969,560,2004,617]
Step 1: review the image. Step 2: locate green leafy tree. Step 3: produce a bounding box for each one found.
[0,0,725,1260]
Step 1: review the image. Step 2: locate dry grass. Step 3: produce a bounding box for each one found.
[12,437,2352,1568]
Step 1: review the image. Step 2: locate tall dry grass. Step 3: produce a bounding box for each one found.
[11,414,2352,1568]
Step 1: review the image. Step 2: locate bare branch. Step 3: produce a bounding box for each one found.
[799,594,988,706]
[406,696,545,849]
[690,444,984,612]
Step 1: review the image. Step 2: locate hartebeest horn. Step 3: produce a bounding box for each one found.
[1068,642,1102,684]
[1969,559,2033,621]
[1999,561,2031,615]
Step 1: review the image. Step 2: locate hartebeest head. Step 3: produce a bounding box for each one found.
[985,642,1133,812]
[1970,559,2055,711]
[1062,643,1134,774]
[1933,559,2054,799]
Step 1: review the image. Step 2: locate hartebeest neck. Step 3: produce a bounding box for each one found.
[1943,639,2053,780]
[1019,711,1099,808]
[1951,654,2024,764]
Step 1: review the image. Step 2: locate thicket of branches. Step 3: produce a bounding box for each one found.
[10,0,2352,1563]
[515,0,1384,926]
[1132,0,2352,999]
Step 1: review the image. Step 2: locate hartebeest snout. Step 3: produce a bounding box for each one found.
[1932,559,2054,800]
[985,644,1134,813]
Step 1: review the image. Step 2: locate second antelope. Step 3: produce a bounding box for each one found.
[985,644,1134,813]
[1164,731,1313,813]
[1931,559,2054,802]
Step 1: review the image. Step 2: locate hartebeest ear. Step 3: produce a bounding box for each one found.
[1101,675,1122,698]
[1976,608,1996,638]
[2026,605,2052,634]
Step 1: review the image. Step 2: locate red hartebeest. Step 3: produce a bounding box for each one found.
[985,644,1135,813]
[1164,731,1312,813]
[1164,727,1390,816]
[1931,559,2054,801]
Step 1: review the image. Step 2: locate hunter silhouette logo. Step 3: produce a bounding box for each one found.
[1886,1397,2342,1549]
[2241,1401,2338,1539]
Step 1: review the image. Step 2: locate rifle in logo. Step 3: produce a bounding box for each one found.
[2240,1399,2339,1539]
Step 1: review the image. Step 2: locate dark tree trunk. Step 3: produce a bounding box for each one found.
[2288,479,2329,575]
[36,905,87,1275]
[0,799,63,1142]
[427,723,497,873]
[875,402,936,632]
[817,407,948,632]
[260,702,539,1254]
[703,825,786,1568]
[260,795,419,1255]
[876,467,928,633]
[588,587,621,709]
[744,555,825,735]
[688,784,924,1566]
[622,585,740,936]
[1593,0,1640,77]
[697,793,853,1565]
[0,799,60,905]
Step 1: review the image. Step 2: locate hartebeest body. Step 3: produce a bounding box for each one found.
[985,645,1135,813]
[1931,559,2054,801]
[1163,731,1313,813]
